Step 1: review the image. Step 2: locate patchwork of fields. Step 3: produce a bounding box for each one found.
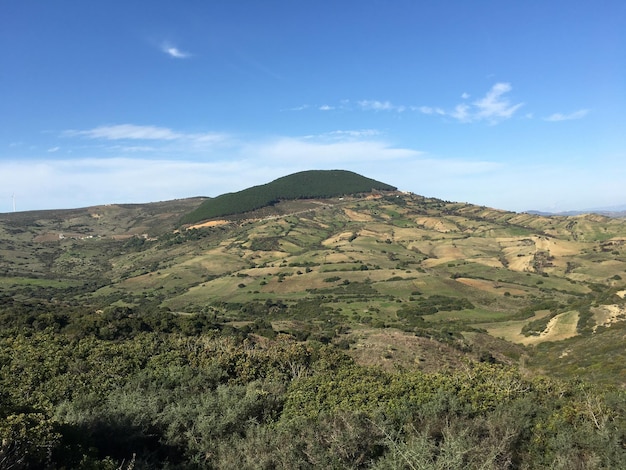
[1,191,625,381]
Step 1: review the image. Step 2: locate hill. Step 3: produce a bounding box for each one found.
[179,169,396,224]
[1,185,625,383]
[2,175,626,468]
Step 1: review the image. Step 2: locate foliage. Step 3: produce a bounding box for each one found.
[0,315,625,468]
[397,294,475,318]
[180,170,396,224]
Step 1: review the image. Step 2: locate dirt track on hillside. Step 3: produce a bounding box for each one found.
[187,220,230,229]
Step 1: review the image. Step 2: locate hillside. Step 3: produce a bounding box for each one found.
[179,169,396,224]
[1,183,625,381]
[2,175,626,468]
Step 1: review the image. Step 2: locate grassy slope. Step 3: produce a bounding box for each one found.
[1,191,626,385]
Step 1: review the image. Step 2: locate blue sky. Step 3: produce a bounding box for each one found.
[1,1,624,213]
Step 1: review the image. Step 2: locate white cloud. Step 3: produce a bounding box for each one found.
[358,100,396,111]
[250,137,420,165]
[64,124,227,145]
[450,104,471,122]
[309,83,522,125]
[161,42,191,59]
[418,106,445,115]
[108,145,158,153]
[424,82,524,124]
[47,146,60,152]
[66,124,182,140]
[330,83,522,123]
[543,109,589,122]
[284,105,309,111]
[468,82,524,124]
[326,129,381,139]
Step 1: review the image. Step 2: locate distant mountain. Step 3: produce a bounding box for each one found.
[180,170,397,225]
[527,206,626,218]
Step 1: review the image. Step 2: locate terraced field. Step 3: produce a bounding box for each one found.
[2,190,626,384]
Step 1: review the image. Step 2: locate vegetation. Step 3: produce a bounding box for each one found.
[1,171,626,467]
[180,170,396,224]
[1,315,625,469]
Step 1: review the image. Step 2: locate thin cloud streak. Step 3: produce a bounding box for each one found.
[66,124,182,140]
[544,109,590,121]
[64,124,228,145]
[419,106,445,115]
[358,100,406,112]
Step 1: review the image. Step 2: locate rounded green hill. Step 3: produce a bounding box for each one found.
[180,169,397,224]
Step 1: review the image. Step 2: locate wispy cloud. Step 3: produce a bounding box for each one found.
[161,42,191,59]
[66,124,181,140]
[251,136,420,165]
[325,129,381,139]
[358,100,405,112]
[306,83,522,124]
[283,104,309,111]
[450,103,471,122]
[453,82,524,124]
[543,109,589,122]
[419,106,445,115]
[64,124,226,144]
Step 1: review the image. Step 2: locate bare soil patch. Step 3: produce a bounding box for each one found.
[322,231,355,246]
[508,254,533,272]
[415,217,457,233]
[186,220,230,229]
[473,257,505,268]
[592,304,626,332]
[421,243,465,267]
[343,208,372,222]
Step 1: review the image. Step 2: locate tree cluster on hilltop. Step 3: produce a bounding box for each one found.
[180,170,397,224]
